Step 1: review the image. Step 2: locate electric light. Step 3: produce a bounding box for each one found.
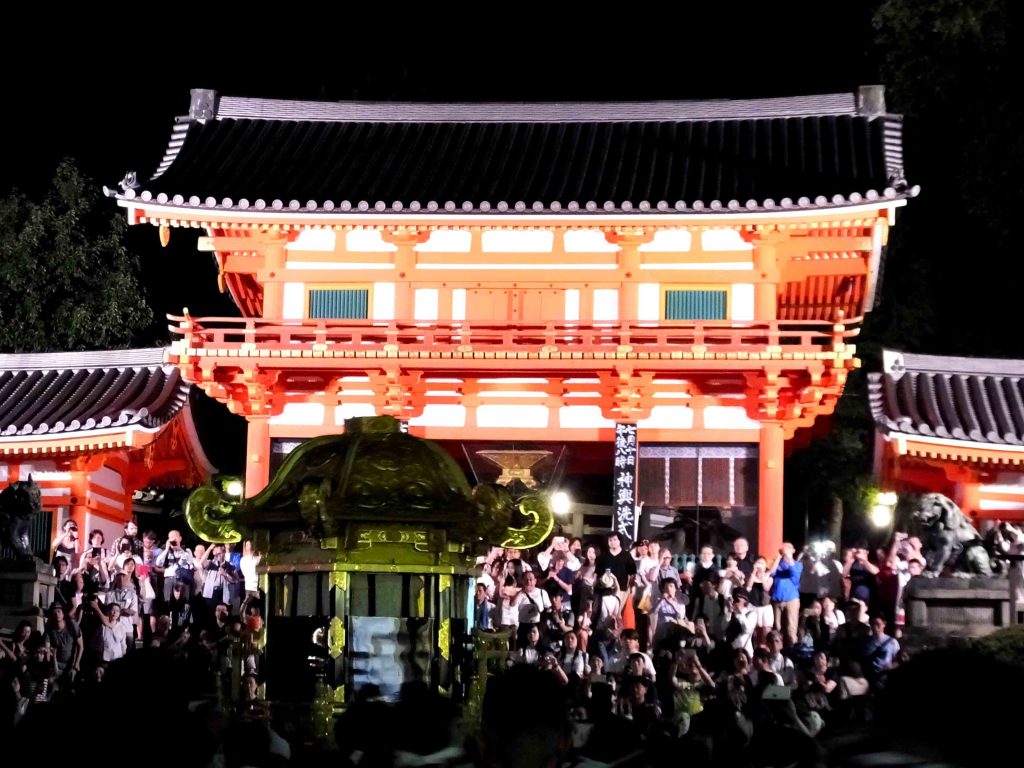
[877,491,898,507]
[871,504,893,528]
[552,491,571,517]
[225,479,244,498]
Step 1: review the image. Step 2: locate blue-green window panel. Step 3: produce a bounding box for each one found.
[308,289,369,319]
[664,289,727,320]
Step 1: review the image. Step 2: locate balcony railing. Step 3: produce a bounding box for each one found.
[168,314,859,360]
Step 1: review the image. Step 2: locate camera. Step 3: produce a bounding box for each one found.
[91,547,102,557]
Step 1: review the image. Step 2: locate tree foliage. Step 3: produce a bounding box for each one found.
[0,159,152,353]
[786,1,1024,541]
[871,0,1024,355]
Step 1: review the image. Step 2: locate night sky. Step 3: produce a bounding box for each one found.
[2,9,879,332]
[4,7,1019,479]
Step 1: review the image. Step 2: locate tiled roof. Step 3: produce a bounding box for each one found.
[869,350,1024,446]
[0,348,188,437]
[107,87,916,217]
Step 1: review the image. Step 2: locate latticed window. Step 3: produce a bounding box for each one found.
[308,288,370,319]
[664,289,727,320]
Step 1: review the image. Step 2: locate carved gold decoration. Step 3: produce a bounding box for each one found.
[183,416,553,554]
[328,617,346,659]
[184,481,243,543]
[477,449,552,488]
[330,571,349,592]
[355,527,430,549]
[310,679,337,745]
[438,618,451,661]
[333,685,346,704]
[465,628,514,727]
[501,493,555,549]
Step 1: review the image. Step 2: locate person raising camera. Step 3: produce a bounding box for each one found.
[156,530,196,601]
[51,519,79,566]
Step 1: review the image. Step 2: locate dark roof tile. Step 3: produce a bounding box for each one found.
[869,350,1024,446]
[0,348,188,437]
[110,89,914,215]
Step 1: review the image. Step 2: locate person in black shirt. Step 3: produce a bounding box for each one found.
[595,532,636,594]
[731,537,757,579]
[689,545,719,616]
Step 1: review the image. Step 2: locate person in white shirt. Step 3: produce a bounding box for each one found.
[536,536,581,573]
[820,595,846,632]
[558,630,588,679]
[607,629,657,681]
[202,543,233,607]
[156,531,195,600]
[90,600,127,662]
[749,647,784,689]
[240,540,261,599]
[513,624,544,666]
[105,571,139,642]
[765,630,796,686]
[497,575,525,648]
[725,589,758,656]
[517,571,551,647]
[477,559,502,601]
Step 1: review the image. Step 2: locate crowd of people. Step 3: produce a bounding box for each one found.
[0,518,273,760]
[467,530,921,765]
[1,516,935,766]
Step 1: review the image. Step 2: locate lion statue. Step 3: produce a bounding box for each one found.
[0,476,43,561]
[911,493,991,576]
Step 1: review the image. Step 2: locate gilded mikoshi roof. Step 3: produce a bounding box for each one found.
[106,86,916,217]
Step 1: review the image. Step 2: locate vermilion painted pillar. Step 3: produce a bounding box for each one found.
[392,243,415,322]
[245,416,272,497]
[753,241,779,321]
[957,481,982,521]
[261,241,287,318]
[758,422,785,558]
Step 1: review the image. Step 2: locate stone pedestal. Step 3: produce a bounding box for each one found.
[902,575,1012,650]
[0,560,56,632]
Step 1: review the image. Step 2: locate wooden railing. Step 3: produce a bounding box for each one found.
[168,314,860,357]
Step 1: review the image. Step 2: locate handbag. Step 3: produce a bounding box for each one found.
[520,591,541,623]
[637,589,654,614]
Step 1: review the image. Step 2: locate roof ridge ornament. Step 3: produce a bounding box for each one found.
[189,88,218,122]
[118,171,139,192]
[857,85,887,117]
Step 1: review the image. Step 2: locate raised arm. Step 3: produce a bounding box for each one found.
[91,599,112,628]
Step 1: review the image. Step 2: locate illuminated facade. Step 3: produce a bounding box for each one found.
[0,348,213,555]
[871,350,1024,524]
[107,86,915,555]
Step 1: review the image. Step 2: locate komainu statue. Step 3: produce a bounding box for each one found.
[911,493,991,576]
[0,476,43,561]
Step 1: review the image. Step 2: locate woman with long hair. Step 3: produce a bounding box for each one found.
[746,556,775,648]
[573,545,599,617]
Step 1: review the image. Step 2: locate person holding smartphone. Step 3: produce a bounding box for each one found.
[52,520,79,566]
[156,530,195,600]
